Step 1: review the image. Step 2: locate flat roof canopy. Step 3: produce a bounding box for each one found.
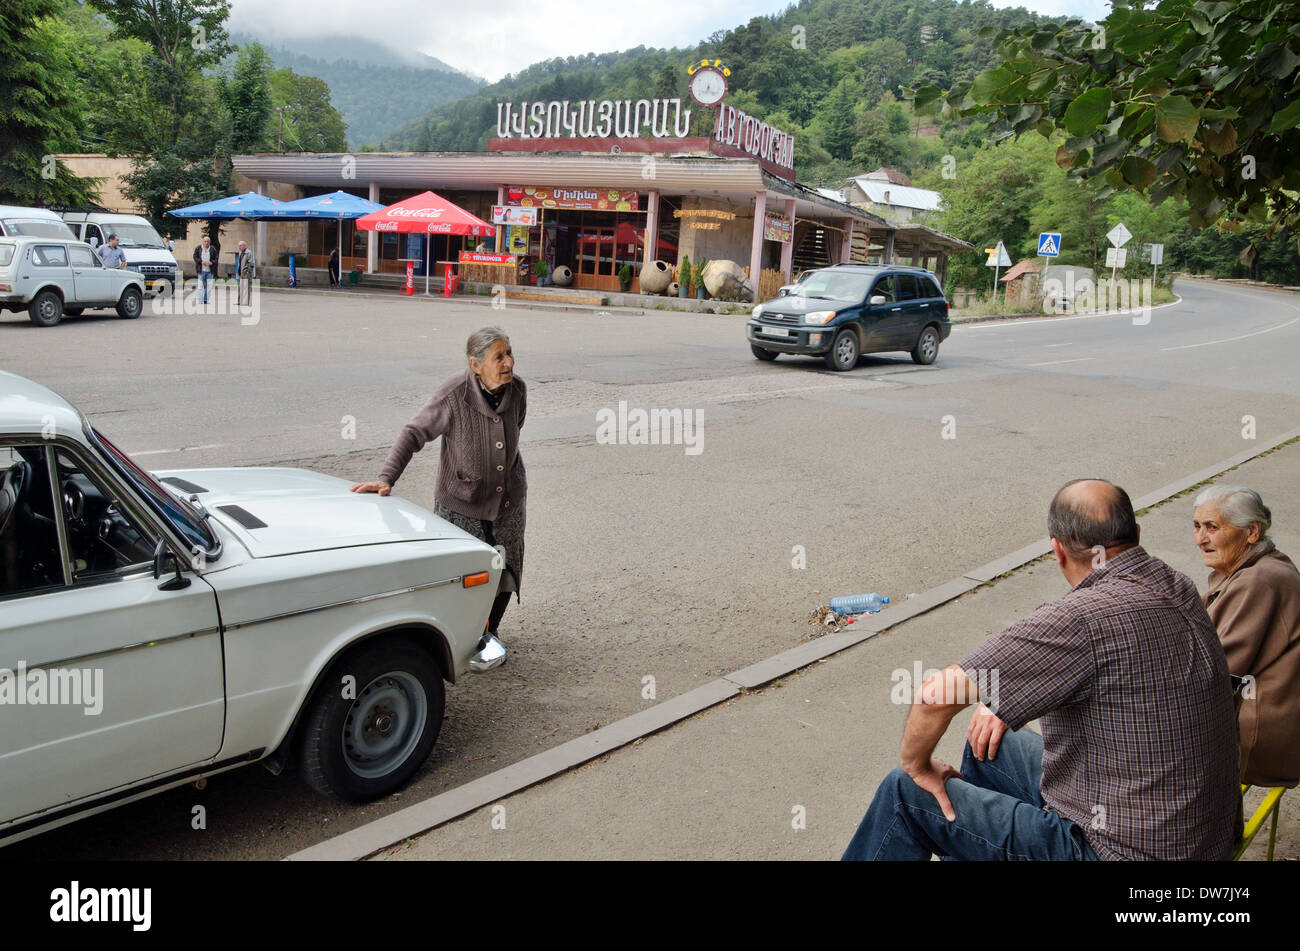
[232,151,888,228]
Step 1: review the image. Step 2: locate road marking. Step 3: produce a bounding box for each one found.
[1159,314,1300,351]
[1043,342,1074,348]
[131,443,224,457]
[1021,357,1095,367]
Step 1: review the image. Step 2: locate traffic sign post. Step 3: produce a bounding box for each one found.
[1106,222,1131,285]
[1144,242,1164,288]
[985,240,1011,304]
[1037,232,1061,257]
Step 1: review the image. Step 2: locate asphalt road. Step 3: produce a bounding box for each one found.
[3,276,1298,859]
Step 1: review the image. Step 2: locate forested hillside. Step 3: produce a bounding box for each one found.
[230,33,484,150]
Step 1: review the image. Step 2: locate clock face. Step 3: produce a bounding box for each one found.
[689,68,727,106]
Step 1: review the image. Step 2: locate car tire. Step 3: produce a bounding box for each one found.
[823,328,858,371]
[63,307,84,316]
[911,324,940,365]
[28,290,63,327]
[750,344,779,361]
[298,640,444,802]
[116,286,143,319]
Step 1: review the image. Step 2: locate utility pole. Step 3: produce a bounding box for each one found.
[276,106,290,152]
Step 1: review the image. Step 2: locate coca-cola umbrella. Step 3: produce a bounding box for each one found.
[355,191,496,295]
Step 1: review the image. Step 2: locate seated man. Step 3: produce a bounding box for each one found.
[842,479,1241,861]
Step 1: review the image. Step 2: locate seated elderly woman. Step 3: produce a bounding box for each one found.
[1194,485,1300,788]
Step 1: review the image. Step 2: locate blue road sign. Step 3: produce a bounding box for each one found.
[1038,232,1062,257]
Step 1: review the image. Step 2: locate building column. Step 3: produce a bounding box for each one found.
[750,190,767,303]
[255,180,268,266]
[495,185,505,253]
[644,189,660,270]
[842,217,854,263]
[883,229,895,265]
[779,198,796,280]
[366,182,380,272]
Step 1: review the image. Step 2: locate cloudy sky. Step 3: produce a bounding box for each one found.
[228,0,1114,83]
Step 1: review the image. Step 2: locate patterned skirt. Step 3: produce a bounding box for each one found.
[433,498,525,597]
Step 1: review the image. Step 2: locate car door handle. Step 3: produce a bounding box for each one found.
[890,306,901,311]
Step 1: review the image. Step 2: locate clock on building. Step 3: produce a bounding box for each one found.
[688,66,728,106]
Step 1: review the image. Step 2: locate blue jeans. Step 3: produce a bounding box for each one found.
[842,728,1099,861]
[197,270,213,302]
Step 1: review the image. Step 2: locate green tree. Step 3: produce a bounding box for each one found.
[652,63,679,101]
[821,79,858,161]
[269,69,347,152]
[221,43,272,154]
[916,0,1300,230]
[0,0,100,205]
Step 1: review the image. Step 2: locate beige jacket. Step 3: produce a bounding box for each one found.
[1204,542,1300,788]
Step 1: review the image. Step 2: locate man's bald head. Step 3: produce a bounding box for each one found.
[1048,479,1139,560]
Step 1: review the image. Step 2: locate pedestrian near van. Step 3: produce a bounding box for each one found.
[351,327,525,669]
[97,234,127,270]
[193,234,220,303]
[328,247,340,287]
[235,240,254,306]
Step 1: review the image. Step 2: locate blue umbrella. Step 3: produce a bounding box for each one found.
[169,192,292,280]
[277,191,384,287]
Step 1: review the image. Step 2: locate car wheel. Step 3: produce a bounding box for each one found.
[27,290,63,327]
[750,344,779,361]
[63,307,85,316]
[911,325,940,365]
[823,328,858,371]
[116,286,143,319]
[298,640,444,802]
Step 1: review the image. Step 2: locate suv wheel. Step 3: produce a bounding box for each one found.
[28,290,63,327]
[298,640,444,802]
[823,328,859,371]
[116,286,143,319]
[911,325,940,365]
[750,344,779,361]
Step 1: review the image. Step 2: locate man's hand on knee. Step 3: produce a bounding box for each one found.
[967,703,1008,761]
[904,757,962,821]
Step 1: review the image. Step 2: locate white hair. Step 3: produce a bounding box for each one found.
[466,326,508,363]
[1194,485,1271,539]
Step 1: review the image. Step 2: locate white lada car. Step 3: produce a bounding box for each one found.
[0,372,506,845]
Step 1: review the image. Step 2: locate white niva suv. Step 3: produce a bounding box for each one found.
[0,237,146,327]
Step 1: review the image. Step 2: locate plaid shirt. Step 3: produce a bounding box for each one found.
[961,546,1240,860]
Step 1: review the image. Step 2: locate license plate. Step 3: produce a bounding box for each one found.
[762,326,789,337]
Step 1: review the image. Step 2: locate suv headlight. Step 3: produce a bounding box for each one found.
[803,310,837,324]
[751,304,764,318]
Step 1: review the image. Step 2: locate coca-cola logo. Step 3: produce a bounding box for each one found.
[387,208,445,218]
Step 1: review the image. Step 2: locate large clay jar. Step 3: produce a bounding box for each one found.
[666,281,680,297]
[639,260,672,294]
[702,260,752,301]
[552,265,573,287]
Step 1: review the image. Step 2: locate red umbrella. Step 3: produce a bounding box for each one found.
[356,191,495,294]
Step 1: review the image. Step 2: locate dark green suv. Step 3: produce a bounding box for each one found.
[746,264,951,371]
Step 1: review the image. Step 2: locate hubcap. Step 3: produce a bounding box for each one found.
[341,670,427,779]
[837,335,856,366]
[922,331,937,359]
[39,299,56,319]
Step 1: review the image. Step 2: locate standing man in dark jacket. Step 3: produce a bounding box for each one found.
[193,234,221,303]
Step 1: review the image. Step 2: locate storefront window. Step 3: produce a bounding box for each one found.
[656,197,681,263]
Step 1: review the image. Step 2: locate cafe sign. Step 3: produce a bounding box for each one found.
[763,212,792,244]
[715,103,795,172]
[505,186,640,212]
[496,98,693,140]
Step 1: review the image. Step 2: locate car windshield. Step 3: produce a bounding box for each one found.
[89,427,220,559]
[0,245,14,267]
[4,219,77,239]
[104,223,166,249]
[794,270,876,303]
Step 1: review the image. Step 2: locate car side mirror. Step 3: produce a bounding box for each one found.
[88,236,99,248]
[152,538,192,591]
[869,294,887,305]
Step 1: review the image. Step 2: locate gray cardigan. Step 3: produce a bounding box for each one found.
[379,369,526,521]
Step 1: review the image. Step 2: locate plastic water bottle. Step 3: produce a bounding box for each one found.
[829,593,890,616]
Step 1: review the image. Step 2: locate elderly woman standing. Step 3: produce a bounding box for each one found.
[352,327,525,664]
[1194,485,1300,788]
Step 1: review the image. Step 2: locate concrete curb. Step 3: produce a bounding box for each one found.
[285,427,1300,861]
[951,294,1183,326]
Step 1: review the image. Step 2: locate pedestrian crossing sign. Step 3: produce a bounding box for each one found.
[1037,232,1061,257]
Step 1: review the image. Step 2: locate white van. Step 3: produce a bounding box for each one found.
[62,212,179,295]
[0,205,78,241]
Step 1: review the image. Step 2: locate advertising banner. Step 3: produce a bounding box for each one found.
[505,186,640,212]
[763,212,792,243]
[493,205,539,226]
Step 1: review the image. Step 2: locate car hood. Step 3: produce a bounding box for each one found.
[153,466,468,558]
[757,295,852,317]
